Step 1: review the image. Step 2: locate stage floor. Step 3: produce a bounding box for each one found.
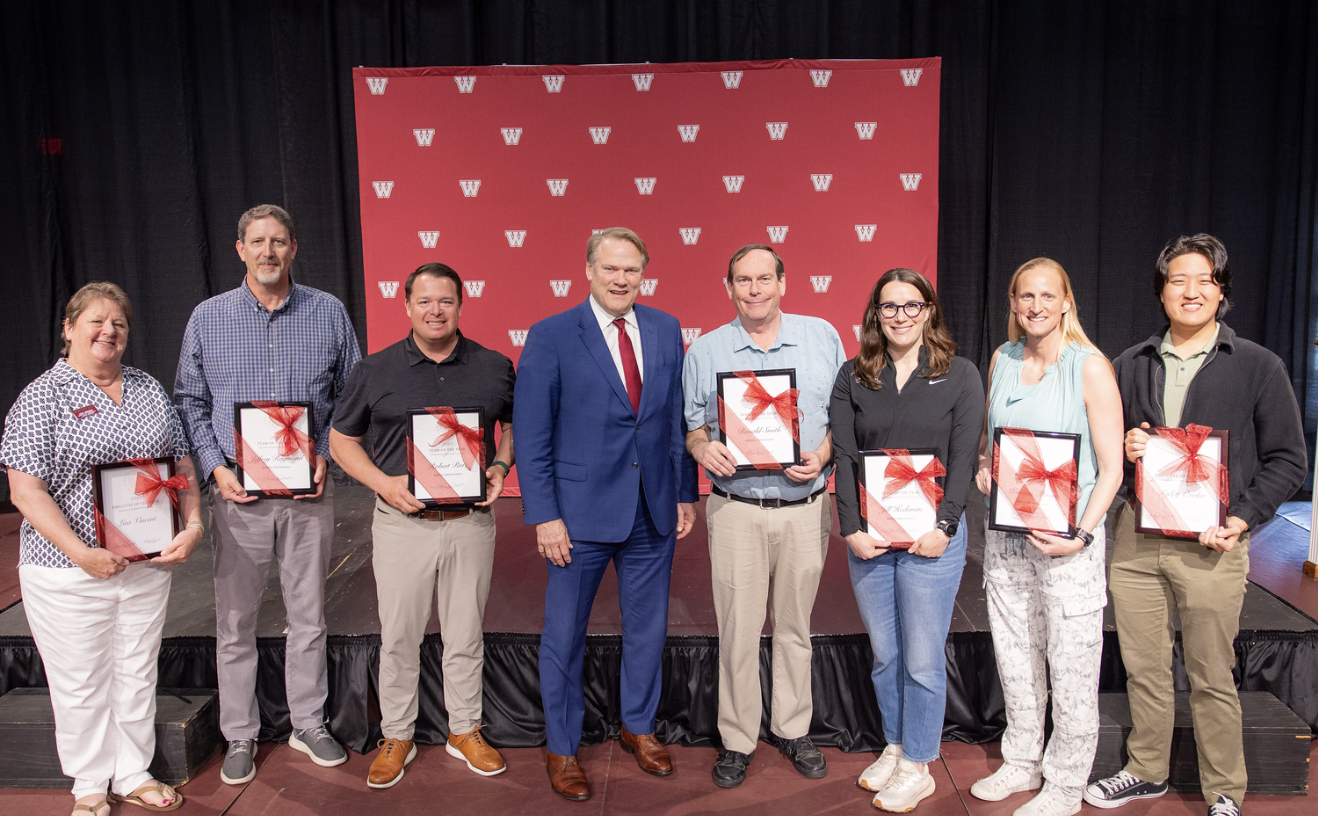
[1,480,1314,641]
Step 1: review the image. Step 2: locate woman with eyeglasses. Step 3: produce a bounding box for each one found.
[830,268,984,812]
[969,258,1123,816]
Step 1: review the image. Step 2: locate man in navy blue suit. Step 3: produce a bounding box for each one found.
[513,227,698,801]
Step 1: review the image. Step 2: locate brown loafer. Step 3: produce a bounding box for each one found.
[620,726,673,776]
[448,725,506,776]
[368,738,416,789]
[545,749,591,801]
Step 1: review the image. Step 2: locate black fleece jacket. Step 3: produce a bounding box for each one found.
[1111,322,1307,530]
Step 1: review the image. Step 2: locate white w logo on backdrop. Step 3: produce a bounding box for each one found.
[855,122,877,140]
[677,125,700,142]
[639,279,658,296]
[632,73,654,91]
[810,69,832,87]
[546,179,569,196]
[543,75,565,92]
[681,328,702,345]
[454,76,476,93]
[508,330,529,347]
[900,173,922,191]
[811,174,833,191]
[589,127,611,144]
[634,178,657,195]
[378,281,399,298]
[464,280,486,297]
[901,68,923,86]
[549,280,572,297]
[721,71,743,89]
[458,180,481,197]
[810,276,832,293]
[765,122,788,140]
[505,230,526,247]
[417,231,439,248]
[722,175,745,193]
[365,77,388,95]
[679,228,701,245]
[855,224,877,242]
[414,129,435,146]
[372,181,394,198]
[766,226,788,243]
[501,128,523,145]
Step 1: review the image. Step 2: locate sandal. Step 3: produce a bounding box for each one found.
[109,781,185,812]
[72,799,109,816]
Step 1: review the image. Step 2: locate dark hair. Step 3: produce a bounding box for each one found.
[855,269,955,389]
[1155,233,1231,320]
[406,262,463,303]
[238,204,296,242]
[62,281,133,356]
[726,244,784,283]
[586,227,650,269]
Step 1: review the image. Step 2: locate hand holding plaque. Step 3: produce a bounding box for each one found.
[859,448,944,548]
[407,407,487,505]
[1133,424,1228,539]
[92,457,186,562]
[233,401,316,497]
[716,369,801,471]
[988,428,1081,537]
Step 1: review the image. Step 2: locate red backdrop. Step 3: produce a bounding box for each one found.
[352,58,941,494]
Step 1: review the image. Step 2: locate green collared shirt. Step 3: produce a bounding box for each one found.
[1159,324,1219,427]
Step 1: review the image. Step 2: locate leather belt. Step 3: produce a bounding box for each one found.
[710,484,826,509]
[410,506,484,521]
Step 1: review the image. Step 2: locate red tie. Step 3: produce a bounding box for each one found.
[613,317,643,415]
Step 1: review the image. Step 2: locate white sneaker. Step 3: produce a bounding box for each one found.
[1013,784,1081,816]
[874,759,935,813]
[859,743,903,792]
[970,762,1043,801]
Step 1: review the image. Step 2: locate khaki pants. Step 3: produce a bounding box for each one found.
[372,499,496,739]
[1109,503,1249,805]
[707,491,830,755]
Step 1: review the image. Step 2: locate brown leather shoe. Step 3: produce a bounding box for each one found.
[447,725,506,776]
[367,738,416,789]
[545,750,591,801]
[620,726,673,776]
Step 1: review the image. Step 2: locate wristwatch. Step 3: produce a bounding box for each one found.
[1070,525,1094,547]
[936,518,958,537]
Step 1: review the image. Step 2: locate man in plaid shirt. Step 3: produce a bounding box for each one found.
[174,204,361,785]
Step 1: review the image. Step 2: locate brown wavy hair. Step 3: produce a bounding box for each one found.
[854,268,955,390]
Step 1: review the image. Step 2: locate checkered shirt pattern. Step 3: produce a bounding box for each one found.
[1,360,189,568]
[173,280,362,479]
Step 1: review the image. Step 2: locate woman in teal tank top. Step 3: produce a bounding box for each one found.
[968,259,1124,816]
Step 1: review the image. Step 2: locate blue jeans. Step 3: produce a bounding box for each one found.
[848,515,967,763]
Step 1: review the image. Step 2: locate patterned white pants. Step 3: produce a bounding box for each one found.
[983,522,1107,796]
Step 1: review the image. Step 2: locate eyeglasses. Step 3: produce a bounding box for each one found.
[878,301,928,319]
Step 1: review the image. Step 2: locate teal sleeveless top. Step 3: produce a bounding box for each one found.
[987,340,1099,518]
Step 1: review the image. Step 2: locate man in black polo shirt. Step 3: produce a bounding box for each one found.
[330,263,515,789]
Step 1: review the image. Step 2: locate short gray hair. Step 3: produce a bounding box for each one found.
[238,204,296,242]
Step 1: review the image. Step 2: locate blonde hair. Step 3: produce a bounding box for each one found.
[1005,258,1101,355]
[62,281,132,356]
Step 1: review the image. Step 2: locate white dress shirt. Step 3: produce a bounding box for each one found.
[588,295,644,383]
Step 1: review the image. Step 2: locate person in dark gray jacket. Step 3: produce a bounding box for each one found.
[1085,234,1306,816]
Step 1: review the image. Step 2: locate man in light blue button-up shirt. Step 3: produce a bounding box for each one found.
[682,244,845,788]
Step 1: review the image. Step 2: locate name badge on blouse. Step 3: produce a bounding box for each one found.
[72,405,99,420]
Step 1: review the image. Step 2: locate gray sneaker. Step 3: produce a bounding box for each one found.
[290,725,348,767]
[220,739,258,785]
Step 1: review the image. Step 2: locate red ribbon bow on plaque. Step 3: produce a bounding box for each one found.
[882,449,946,509]
[250,401,312,459]
[1009,439,1077,517]
[736,371,800,429]
[1156,424,1218,485]
[428,408,485,470]
[132,461,190,510]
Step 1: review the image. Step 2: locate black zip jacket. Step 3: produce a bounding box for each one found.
[1111,322,1307,530]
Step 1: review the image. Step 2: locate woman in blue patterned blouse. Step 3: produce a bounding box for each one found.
[2,282,203,816]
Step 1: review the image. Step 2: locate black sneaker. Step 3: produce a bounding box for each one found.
[1083,770,1169,808]
[768,734,828,779]
[712,750,754,788]
[1208,794,1242,816]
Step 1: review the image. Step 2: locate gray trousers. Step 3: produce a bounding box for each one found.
[210,481,335,739]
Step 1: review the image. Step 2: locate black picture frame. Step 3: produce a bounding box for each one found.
[405,406,488,506]
[715,368,802,472]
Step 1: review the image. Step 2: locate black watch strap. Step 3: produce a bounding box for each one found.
[1071,525,1094,547]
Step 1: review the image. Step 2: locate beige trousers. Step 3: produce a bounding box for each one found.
[707,491,830,754]
[372,499,496,739]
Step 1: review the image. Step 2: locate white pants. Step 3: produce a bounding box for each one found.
[20,562,172,798]
[983,523,1107,797]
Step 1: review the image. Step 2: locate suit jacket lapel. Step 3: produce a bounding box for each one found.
[637,309,661,417]
[577,301,634,414]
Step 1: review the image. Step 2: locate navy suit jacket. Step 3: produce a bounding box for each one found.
[514,299,698,542]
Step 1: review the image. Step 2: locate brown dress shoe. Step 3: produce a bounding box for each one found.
[620,726,673,776]
[447,725,506,776]
[545,750,591,801]
[367,738,416,789]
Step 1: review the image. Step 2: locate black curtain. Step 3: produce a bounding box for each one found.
[3,0,1316,502]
